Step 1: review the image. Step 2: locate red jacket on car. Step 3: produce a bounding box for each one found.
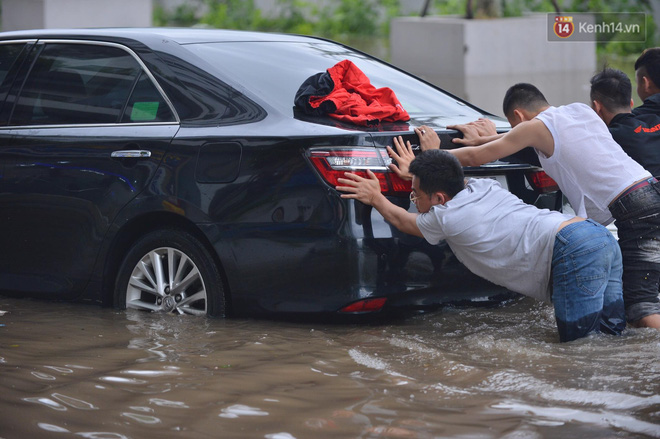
[295,59,410,126]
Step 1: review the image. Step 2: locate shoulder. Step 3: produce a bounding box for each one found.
[609,113,638,132]
[612,112,660,131]
[634,112,660,125]
[520,114,554,139]
[460,178,526,214]
[568,102,592,111]
[516,118,555,151]
[610,112,635,125]
[547,102,599,118]
[633,94,660,115]
[466,177,498,191]
[464,177,515,201]
[566,103,602,120]
[536,105,556,118]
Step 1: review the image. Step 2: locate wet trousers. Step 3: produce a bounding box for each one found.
[609,180,660,323]
[551,219,625,342]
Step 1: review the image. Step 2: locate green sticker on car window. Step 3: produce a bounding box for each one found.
[131,102,159,121]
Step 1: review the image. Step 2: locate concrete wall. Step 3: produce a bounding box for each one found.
[391,15,597,116]
[2,0,153,31]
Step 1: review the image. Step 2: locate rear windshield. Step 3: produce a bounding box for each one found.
[184,41,485,121]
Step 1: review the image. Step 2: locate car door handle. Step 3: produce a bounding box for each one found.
[111,150,152,158]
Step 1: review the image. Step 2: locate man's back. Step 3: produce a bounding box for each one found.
[535,103,651,225]
[633,90,660,116]
[416,178,571,302]
[609,111,660,177]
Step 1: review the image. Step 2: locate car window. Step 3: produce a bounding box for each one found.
[0,43,25,86]
[10,43,173,126]
[0,43,28,122]
[121,71,175,123]
[152,50,264,126]
[185,41,485,120]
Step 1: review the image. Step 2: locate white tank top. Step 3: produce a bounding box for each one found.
[535,103,651,225]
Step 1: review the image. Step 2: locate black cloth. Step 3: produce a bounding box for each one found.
[632,94,660,116]
[609,111,660,177]
[294,70,337,116]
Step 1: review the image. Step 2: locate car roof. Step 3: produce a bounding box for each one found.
[0,27,323,45]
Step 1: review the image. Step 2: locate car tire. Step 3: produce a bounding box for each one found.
[114,228,226,317]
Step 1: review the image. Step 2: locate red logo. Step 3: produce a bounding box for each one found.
[635,123,660,133]
[554,16,574,38]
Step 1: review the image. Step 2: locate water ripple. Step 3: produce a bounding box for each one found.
[219,404,269,418]
[121,412,162,424]
[492,400,660,438]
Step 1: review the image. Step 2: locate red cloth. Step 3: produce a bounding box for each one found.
[308,60,409,126]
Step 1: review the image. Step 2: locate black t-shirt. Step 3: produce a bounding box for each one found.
[609,110,660,177]
[632,94,660,116]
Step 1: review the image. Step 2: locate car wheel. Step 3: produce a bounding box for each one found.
[114,229,226,317]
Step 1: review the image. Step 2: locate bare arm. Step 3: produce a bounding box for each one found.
[448,119,554,166]
[336,171,423,237]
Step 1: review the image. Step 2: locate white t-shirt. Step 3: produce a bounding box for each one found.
[416,178,573,302]
[535,103,651,225]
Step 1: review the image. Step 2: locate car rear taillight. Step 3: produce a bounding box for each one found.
[309,148,412,196]
[339,297,387,313]
[526,170,559,193]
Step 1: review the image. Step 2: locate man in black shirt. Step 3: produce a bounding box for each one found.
[633,48,660,117]
[590,64,660,329]
[590,67,660,177]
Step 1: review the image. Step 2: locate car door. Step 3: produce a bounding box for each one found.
[0,41,34,196]
[0,40,179,295]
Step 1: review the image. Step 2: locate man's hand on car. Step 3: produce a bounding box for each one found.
[337,170,383,206]
[415,125,441,151]
[387,136,417,181]
[447,118,498,146]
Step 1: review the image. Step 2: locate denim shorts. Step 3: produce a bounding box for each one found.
[552,219,625,342]
[609,180,660,323]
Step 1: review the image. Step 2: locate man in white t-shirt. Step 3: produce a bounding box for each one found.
[337,148,625,343]
[414,83,660,330]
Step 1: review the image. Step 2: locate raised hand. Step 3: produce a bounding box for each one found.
[387,136,416,181]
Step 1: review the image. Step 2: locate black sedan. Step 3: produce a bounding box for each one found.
[0,28,561,318]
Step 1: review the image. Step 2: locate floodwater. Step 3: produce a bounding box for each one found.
[1,296,659,439]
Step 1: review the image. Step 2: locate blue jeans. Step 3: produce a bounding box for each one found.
[609,180,660,323]
[552,220,625,342]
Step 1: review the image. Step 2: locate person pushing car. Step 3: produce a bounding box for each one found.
[337,143,625,343]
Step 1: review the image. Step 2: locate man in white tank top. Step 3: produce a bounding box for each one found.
[413,83,660,329]
[337,147,624,342]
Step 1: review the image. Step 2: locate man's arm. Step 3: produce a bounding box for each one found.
[336,170,423,237]
[448,118,554,166]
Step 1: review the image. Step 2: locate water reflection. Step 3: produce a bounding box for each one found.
[0,296,658,438]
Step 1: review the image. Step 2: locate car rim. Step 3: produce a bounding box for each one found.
[126,247,208,316]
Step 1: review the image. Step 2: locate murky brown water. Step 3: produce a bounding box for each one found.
[1,295,659,439]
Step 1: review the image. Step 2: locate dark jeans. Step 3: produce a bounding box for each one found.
[609,179,660,323]
[552,220,625,342]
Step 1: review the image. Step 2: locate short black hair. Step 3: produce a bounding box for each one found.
[502,83,549,118]
[590,67,632,112]
[409,149,465,197]
[635,48,660,88]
